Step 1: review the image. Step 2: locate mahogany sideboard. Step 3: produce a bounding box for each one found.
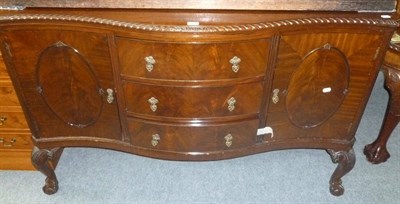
[0,2,398,196]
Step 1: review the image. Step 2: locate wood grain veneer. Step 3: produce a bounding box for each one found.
[0,6,397,195]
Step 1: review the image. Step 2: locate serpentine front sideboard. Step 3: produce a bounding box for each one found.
[0,3,398,196]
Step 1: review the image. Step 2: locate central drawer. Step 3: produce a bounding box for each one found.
[116,38,270,80]
[128,118,259,152]
[123,81,264,119]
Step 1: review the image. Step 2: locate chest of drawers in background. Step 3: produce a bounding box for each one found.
[0,50,34,170]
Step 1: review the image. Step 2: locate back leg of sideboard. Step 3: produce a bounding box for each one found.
[326,148,356,196]
[31,146,64,195]
[364,66,400,164]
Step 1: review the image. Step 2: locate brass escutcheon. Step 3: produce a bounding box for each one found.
[224,134,233,147]
[106,88,114,104]
[151,134,160,147]
[229,56,241,73]
[148,97,159,112]
[272,89,280,104]
[145,56,156,72]
[227,97,236,112]
[99,88,115,104]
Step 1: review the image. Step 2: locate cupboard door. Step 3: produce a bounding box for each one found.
[2,30,122,141]
[267,32,384,141]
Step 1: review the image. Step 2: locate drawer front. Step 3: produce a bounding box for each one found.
[0,111,28,130]
[124,82,263,118]
[117,38,270,80]
[0,85,20,107]
[129,119,258,152]
[0,133,32,150]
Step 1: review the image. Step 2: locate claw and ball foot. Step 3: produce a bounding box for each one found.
[364,111,399,164]
[327,148,355,196]
[31,146,64,195]
[364,143,391,164]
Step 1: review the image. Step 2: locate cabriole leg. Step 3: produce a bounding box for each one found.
[31,146,64,195]
[364,66,400,164]
[326,148,356,196]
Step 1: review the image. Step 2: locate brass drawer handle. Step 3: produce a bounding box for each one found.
[224,134,233,147]
[227,97,236,112]
[272,89,280,104]
[151,134,160,147]
[229,56,241,73]
[145,56,156,72]
[106,88,114,104]
[0,137,16,147]
[99,88,115,104]
[0,115,7,126]
[148,97,159,112]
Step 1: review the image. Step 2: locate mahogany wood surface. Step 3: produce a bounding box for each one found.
[0,7,398,195]
[117,38,270,80]
[0,0,396,11]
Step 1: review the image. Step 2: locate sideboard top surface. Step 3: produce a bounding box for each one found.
[0,9,397,26]
[0,0,397,12]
